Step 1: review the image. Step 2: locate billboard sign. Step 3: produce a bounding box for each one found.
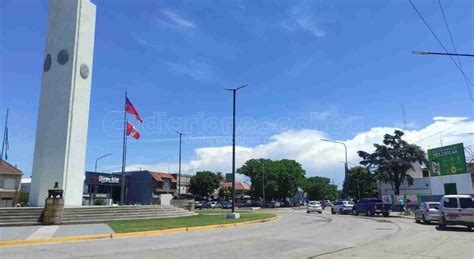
[428,143,467,177]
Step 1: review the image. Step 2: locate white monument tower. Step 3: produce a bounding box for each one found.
[29,0,96,206]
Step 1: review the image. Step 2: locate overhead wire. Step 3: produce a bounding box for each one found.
[408,0,474,100]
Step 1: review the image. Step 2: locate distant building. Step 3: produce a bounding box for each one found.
[127,171,177,205]
[0,160,23,207]
[172,173,192,195]
[20,178,31,192]
[220,182,250,199]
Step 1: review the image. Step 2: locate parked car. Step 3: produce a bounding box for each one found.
[194,201,203,209]
[415,202,440,224]
[307,201,323,214]
[438,195,474,231]
[332,200,354,214]
[322,200,333,208]
[209,201,217,209]
[352,198,391,217]
[221,201,232,209]
[264,201,281,208]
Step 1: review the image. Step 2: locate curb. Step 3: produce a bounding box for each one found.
[0,215,279,247]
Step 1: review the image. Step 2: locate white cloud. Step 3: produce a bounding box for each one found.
[164,60,215,81]
[124,117,474,188]
[161,9,196,29]
[282,3,325,38]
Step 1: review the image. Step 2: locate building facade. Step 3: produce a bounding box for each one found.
[0,160,23,207]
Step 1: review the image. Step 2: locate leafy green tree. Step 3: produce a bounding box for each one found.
[237,158,306,200]
[304,176,338,201]
[358,130,428,195]
[188,171,221,199]
[218,186,231,200]
[344,166,378,200]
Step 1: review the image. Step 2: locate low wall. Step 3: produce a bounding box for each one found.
[171,199,195,212]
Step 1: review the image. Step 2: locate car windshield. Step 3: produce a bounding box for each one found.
[345,201,354,205]
[428,203,439,209]
[309,202,320,206]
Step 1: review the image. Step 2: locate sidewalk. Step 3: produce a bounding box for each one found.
[0,223,114,242]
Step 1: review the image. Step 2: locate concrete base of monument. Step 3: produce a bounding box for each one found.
[226,213,240,219]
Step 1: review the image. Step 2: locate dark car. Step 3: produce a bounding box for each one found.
[221,201,232,209]
[352,198,391,217]
[194,201,203,209]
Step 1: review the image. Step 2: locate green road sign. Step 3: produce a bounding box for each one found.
[428,143,467,177]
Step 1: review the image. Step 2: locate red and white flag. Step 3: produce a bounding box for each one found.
[127,121,141,139]
[125,97,143,123]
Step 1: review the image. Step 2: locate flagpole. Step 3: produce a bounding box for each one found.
[120,92,128,205]
[1,108,9,160]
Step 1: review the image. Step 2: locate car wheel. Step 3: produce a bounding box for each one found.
[382,212,389,217]
[415,218,420,223]
[352,209,359,216]
[318,211,322,214]
[307,211,310,214]
[422,215,429,224]
[467,225,473,231]
[331,208,336,214]
[438,217,447,231]
[368,210,375,217]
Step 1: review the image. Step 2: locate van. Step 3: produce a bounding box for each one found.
[438,195,474,231]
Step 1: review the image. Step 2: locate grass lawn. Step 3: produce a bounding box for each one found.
[196,208,249,214]
[108,212,275,233]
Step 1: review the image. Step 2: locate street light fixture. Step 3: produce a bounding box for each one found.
[176,131,185,197]
[225,84,248,218]
[94,153,112,172]
[321,139,348,191]
[412,50,474,57]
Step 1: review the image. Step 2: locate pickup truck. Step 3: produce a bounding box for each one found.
[352,198,391,217]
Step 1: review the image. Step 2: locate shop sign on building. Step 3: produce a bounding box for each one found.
[428,143,467,176]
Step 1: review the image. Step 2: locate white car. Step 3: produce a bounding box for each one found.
[415,202,440,224]
[332,201,354,214]
[209,201,217,209]
[307,201,322,214]
[438,195,474,231]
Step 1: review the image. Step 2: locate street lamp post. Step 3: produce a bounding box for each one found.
[262,162,265,208]
[225,84,247,217]
[94,153,112,172]
[176,131,185,197]
[321,139,348,191]
[412,50,474,57]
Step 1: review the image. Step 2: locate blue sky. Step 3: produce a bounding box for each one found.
[0,0,473,187]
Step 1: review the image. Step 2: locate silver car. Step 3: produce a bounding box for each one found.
[415,202,440,224]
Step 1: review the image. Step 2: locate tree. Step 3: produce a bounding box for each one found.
[304,176,338,201]
[218,187,231,200]
[358,130,428,195]
[237,158,306,200]
[188,171,221,199]
[344,166,378,200]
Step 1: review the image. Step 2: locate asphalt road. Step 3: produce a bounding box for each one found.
[1,208,472,258]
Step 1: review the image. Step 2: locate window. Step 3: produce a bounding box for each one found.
[335,201,342,205]
[428,203,439,209]
[443,198,458,208]
[459,198,473,209]
[444,183,457,195]
[3,178,16,189]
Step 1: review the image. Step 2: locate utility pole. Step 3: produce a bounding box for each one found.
[321,139,348,194]
[176,131,185,197]
[262,161,265,208]
[1,109,9,160]
[225,84,247,217]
